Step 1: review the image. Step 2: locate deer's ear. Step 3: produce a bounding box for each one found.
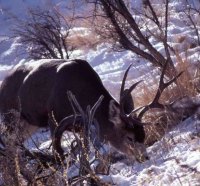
[109,100,122,127]
[123,89,134,114]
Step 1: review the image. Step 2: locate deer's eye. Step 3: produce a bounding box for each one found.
[127,136,134,142]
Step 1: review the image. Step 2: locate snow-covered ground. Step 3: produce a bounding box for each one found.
[0,0,200,185]
[105,116,200,185]
[23,105,200,185]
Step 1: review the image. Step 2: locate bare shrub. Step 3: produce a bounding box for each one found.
[81,0,178,77]
[0,108,65,185]
[0,92,112,185]
[0,133,68,185]
[179,1,200,46]
[12,8,75,60]
[53,91,112,185]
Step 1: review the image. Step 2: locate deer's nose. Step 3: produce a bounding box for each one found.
[136,155,149,163]
[145,155,149,160]
[141,155,149,162]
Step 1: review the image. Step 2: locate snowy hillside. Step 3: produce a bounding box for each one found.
[100,117,200,185]
[22,113,199,186]
[0,0,200,185]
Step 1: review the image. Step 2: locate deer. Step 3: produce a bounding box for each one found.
[0,65,32,147]
[0,65,32,125]
[0,59,182,162]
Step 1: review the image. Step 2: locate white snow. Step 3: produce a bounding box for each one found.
[89,116,199,186]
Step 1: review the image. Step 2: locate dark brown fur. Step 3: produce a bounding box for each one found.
[0,59,148,161]
[0,65,32,128]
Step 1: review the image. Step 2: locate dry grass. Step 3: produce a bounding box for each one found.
[132,51,200,146]
[0,111,67,186]
[64,2,111,51]
[0,107,110,186]
[176,35,187,44]
[67,29,102,50]
[0,132,111,186]
[175,50,200,95]
[66,12,115,51]
[0,148,67,186]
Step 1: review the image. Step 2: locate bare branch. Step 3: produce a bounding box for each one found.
[12,8,75,59]
[53,91,103,158]
[85,0,178,77]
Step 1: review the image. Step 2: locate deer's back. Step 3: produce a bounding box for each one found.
[0,65,32,125]
[19,60,66,127]
[48,59,113,127]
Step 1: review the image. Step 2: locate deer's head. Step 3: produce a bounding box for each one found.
[108,62,183,162]
[107,65,148,162]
